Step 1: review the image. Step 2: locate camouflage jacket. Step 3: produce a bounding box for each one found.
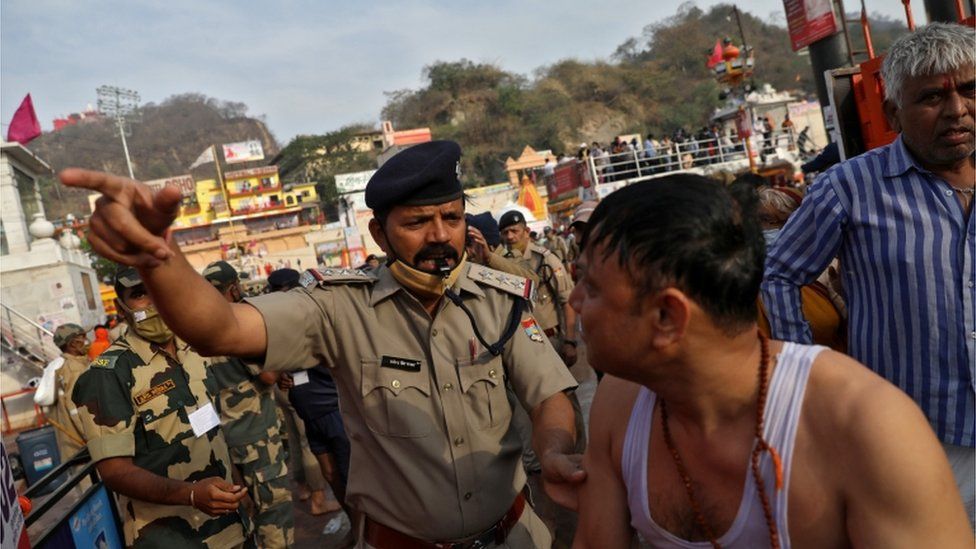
[72,332,246,547]
[207,356,280,447]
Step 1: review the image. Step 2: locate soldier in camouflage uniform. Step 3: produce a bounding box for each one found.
[203,261,294,548]
[72,267,249,547]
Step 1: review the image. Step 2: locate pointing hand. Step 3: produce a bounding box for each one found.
[60,168,180,268]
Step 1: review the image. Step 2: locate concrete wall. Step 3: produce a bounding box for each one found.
[0,152,31,254]
[0,247,106,331]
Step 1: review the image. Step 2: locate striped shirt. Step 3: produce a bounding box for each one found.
[762,135,975,447]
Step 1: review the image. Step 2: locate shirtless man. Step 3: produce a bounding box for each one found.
[572,175,971,548]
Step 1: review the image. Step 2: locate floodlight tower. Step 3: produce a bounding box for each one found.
[97,85,140,178]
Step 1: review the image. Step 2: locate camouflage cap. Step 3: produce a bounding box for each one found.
[53,323,86,349]
[113,266,142,295]
[203,261,239,287]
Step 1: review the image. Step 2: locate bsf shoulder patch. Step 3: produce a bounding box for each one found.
[521,318,546,343]
[468,263,535,301]
[89,352,122,369]
[300,267,376,289]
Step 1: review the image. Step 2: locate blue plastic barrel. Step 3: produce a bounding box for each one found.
[16,425,65,495]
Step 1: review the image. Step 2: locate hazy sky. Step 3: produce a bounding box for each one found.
[1,1,914,144]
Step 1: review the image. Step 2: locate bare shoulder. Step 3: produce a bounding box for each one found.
[590,375,644,452]
[804,348,926,436]
[801,347,944,481]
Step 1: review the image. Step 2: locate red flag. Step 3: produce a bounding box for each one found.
[706,39,723,68]
[6,94,41,145]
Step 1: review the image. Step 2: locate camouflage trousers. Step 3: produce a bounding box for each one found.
[230,432,295,548]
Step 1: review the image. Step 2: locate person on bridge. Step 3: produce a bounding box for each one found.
[572,175,971,548]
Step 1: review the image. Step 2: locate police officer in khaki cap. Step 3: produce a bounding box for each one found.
[62,140,583,548]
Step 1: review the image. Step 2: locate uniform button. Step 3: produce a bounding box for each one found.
[971,331,976,340]
[454,436,465,446]
[969,280,975,288]
[946,190,954,196]
[488,369,497,378]
[443,382,454,391]
[391,379,401,389]
[432,329,438,337]
[464,492,472,500]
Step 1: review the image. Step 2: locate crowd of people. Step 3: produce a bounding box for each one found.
[34,22,974,548]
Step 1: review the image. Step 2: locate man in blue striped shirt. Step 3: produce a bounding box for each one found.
[762,22,975,522]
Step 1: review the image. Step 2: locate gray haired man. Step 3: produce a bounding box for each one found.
[762,22,975,525]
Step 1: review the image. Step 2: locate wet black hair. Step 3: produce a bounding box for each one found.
[585,174,764,334]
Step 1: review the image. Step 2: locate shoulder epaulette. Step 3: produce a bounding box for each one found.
[467,263,535,300]
[300,267,376,289]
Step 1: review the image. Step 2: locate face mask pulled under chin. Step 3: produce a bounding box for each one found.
[120,302,174,344]
[388,253,468,300]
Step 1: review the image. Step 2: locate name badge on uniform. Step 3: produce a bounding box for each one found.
[381,356,421,372]
[292,370,310,386]
[188,402,220,437]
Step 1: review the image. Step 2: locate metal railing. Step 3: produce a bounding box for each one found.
[1,387,45,434]
[0,302,59,367]
[585,129,799,185]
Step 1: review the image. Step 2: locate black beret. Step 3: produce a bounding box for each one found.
[365,140,464,213]
[466,212,501,248]
[267,268,300,292]
[498,210,527,230]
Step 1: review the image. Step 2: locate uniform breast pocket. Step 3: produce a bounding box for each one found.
[360,358,433,438]
[139,406,186,452]
[456,354,510,430]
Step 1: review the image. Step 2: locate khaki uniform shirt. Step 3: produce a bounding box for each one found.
[245,263,576,540]
[501,243,573,332]
[71,333,246,547]
[51,353,88,458]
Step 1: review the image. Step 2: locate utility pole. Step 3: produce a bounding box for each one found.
[731,5,748,50]
[96,85,140,179]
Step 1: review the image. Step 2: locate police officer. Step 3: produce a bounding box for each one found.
[64,140,584,548]
[497,210,578,366]
[48,323,89,460]
[203,260,294,548]
[71,267,248,547]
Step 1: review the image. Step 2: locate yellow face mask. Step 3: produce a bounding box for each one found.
[388,253,467,300]
[119,302,174,344]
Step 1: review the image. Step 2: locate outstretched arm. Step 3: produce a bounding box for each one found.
[60,169,266,358]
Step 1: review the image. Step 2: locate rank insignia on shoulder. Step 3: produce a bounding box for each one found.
[300,267,375,289]
[521,318,546,343]
[468,263,535,301]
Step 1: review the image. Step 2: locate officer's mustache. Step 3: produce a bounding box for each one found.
[412,244,460,272]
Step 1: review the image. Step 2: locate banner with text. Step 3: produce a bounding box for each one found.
[783,0,838,51]
[222,140,265,164]
[335,170,377,195]
[144,175,196,197]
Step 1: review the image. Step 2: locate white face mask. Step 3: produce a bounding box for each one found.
[763,228,781,249]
